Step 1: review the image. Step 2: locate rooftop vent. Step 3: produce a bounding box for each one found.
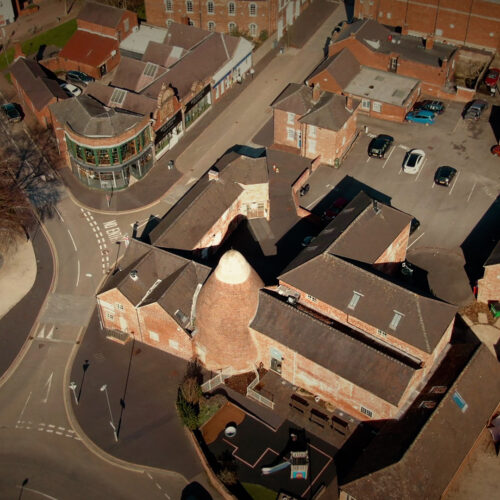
[373,199,381,214]
[287,296,297,305]
[208,168,219,181]
[130,270,138,281]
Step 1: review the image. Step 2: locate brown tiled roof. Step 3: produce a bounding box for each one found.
[150,153,268,251]
[271,83,315,115]
[111,56,168,93]
[142,42,187,68]
[307,48,360,89]
[78,1,125,29]
[49,94,144,136]
[250,290,417,405]
[280,252,456,353]
[84,81,157,117]
[341,344,500,499]
[299,92,360,131]
[10,58,68,110]
[165,22,211,50]
[59,30,118,67]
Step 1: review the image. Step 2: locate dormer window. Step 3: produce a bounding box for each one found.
[389,311,404,330]
[348,291,363,310]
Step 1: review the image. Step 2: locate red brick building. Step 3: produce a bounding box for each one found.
[354,0,500,52]
[272,83,360,165]
[477,240,500,304]
[144,0,310,39]
[58,1,138,78]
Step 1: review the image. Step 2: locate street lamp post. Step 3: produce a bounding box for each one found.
[100,384,118,442]
[69,381,78,405]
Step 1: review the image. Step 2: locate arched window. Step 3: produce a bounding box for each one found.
[165,0,173,12]
[207,1,214,14]
[228,22,237,34]
[228,1,235,15]
[249,3,257,16]
[249,23,258,37]
[208,21,215,31]
[186,0,193,13]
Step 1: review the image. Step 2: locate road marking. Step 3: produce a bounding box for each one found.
[42,373,53,404]
[399,144,410,151]
[18,486,58,500]
[382,147,395,169]
[54,207,64,222]
[467,181,476,202]
[58,426,65,430]
[146,472,153,480]
[67,229,77,251]
[449,170,460,195]
[56,431,63,435]
[37,325,45,338]
[365,157,370,163]
[46,428,53,433]
[76,259,80,287]
[408,232,425,249]
[48,424,55,428]
[86,273,92,277]
[156,483,162,490]
[46,326,54,339]
[18,392,32,421]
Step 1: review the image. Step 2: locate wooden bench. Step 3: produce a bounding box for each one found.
[309,408,329,428]
[331,415,349,435]
[290,394,309,413]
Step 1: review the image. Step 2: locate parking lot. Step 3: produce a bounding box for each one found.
[300,96,500,264]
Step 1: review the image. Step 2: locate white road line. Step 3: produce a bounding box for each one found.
[56,431,63,435]
[58,426,65,431]
[467,182,476,202]
[67,229,77,251]
[164,493,171,499]
[54,207,65,222]
[382,147,395,169]
[449,170,460,195]
[399,144,410,151]
[415,162,425,181]
[19,486,58,500]
[76,259,80,287]
[46,326,54,339]
[92,227,97,232]
[365,157,370,163]
[156,483,162,490]
[18,392,32,421]
[42,373,53,404]
[146,472,153,480]
[48,424,55,428]
[46,429,53,433]
[408,232,425,249]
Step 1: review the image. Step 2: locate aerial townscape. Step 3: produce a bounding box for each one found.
[1,0,500,498]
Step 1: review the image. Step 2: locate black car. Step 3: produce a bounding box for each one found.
[464,99,488,120]
[368,134,394,158]
[416,100,445,114]
[434,166,457,186]
[410,217,420,235]
[66,70,95,86]
[1,103,22,123]
[299,183,310,196]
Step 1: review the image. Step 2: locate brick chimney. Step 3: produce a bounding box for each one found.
[13,43,25,62]
[425,35,434,50]
[345,95,353,112]
[312,83,321,103]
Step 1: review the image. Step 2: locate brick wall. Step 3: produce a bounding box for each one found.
[373,222,410,274]
[477,263,500,303]
[97,289,141,335]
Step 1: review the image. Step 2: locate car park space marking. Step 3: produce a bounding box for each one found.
[467,181,476,202]
[408,232,425,249]
[382,147,395,168]
[415,161,426,181]
[448,170,460,195]
[398,144,410,151]
[54,207,64,222]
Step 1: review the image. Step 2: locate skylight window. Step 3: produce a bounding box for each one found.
[143,62,158,78]
[110,88,127,105]
[347,291,363,310]
[389,311,404,330]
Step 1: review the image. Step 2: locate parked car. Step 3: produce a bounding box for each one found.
[434,166,457,186]
[1,102,22,123]
[414,100,445,114]
[322,197,349,221]
[491,145,500,156]
[368,134,394,158]
[463,99,488,120]
[410,217,420,235]
[66,70,94,86]
[485,68,500,88]
[60,82,82,97]
[332,20,347,35]
[402,149,425,174]
[405,110,436,124]
[301,235,315,247]
[299,183,310,197]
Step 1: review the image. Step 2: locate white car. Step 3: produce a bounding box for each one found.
[402,149,425,174]
[60,82,82,97]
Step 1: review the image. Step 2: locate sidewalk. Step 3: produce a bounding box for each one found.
[60,0,341,212]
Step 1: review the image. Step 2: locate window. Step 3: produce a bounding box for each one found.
[372,101,382,113]
[286,127,295,141]
[228,1,235,15]
[377,329,387,336]
[169,339,179,350]
[429,385,447,394]
[306,294,317,302]
[389,311,404,330]
[249,23,257,36]
[106,312,114,320]
[149,331,159,342]
[348,291,363,310]
[287,112,294,124]
[186,0,193,12]
[207,1,214,14]
[249,2,257,16]
[228,22,236,34]
[165,0,173,11]
[308,139,316,153]
[452,391,468,412]
[116,303,124,310]
[361,98,370,110]
[419,401,436,409]
[360,406,373,418]
[208,21,215,31]
[308,125,316,138]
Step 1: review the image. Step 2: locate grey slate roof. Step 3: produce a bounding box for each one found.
[142,42,187,68]
[111,56,169,93]
[10,58,68,110]
[49,94,144,137]
[485,240,500,266]
[150,152,268,251]
[299,92,360,131]
[250,290,417,405]
[165,22,211,50]
[341,344,500,500]
[78,1,125,29]
[307,48,361,89]
[271,83,316,115]
[336,19,456,67]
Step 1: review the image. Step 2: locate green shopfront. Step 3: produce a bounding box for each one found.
[66,126,154,191]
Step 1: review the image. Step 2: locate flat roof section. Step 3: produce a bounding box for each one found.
[119,24,168,57]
